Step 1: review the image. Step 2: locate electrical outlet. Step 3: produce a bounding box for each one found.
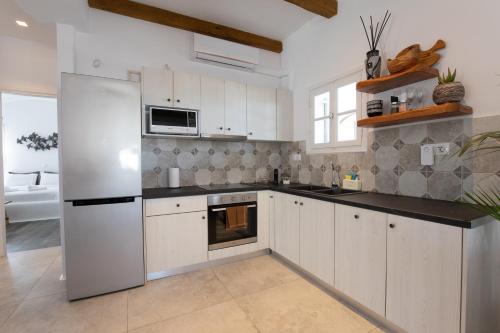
[434,143,450,156]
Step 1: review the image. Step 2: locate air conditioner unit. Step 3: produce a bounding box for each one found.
[192,34,259,72]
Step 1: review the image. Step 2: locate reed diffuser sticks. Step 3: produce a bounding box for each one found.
[360,10,391,51]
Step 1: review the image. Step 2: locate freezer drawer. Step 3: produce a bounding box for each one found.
[63,197,144,300]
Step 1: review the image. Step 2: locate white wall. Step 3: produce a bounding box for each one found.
[0,36,57,95]
[283,0,500,141]
[71,9,282,87]
[2,93,58,178]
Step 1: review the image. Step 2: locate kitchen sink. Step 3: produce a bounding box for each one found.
[311,188,362,196]
[288,185,330,191]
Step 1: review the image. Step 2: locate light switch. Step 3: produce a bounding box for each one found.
[421,144,434,165]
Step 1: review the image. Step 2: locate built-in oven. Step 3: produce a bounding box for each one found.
[145,106,199,136]
[207,192,257,251]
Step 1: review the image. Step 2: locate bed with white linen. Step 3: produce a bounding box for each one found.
[4,172,60,223]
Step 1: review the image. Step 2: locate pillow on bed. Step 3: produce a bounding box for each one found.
[39,172,59,186]
[6,173,38,186]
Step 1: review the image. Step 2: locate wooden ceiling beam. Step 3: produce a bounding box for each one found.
[285,0,338,18]
[88,0,283,53]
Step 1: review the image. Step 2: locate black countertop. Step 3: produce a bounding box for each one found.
[142,184,490,229]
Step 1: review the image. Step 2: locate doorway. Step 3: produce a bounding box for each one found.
[1,92,60,253]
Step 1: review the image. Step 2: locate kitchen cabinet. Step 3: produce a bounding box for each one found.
[268,192,276,251]
[145,211,207,277]
[142,66,173,107]
[200,76,225,135]
[334,204,387,316]
[141,67,200,110]
[200,78,246,136]
[277,88,293,141]
[145,196,206,216]
[247,85,277,141]
[257,191,272,250]
[299,197,334,286]
[173,72,201,110]
[273,192,300,264]
[386,215,462,333]
[224,80,247,136]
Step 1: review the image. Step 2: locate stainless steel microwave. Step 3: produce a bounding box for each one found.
[145,106,199,136]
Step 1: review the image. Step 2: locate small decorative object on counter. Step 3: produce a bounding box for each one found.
[433,68,465,104]
[367,100,383,117]
[387,39,446,74]
[282,176,291,185]
[390,96,400,114]
[360,10,391,79]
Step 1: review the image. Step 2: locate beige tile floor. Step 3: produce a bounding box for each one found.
[0,247,385,333]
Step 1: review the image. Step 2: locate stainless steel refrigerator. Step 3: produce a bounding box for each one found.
[60,73,144,300]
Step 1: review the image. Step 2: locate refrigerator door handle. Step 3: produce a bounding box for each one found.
[70,196,139,207]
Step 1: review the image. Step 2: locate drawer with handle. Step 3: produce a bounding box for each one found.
[145,196,207,216]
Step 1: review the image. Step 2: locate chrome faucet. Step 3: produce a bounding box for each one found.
[331,162,340,190]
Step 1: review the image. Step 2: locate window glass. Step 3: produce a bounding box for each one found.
[314,92,330,118]
[314,119,330,144]
[337,112,357,142]
[337,82,356,113]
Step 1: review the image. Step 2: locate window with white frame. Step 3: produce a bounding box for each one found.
[310,71,363,150]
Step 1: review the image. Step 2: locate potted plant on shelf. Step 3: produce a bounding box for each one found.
[433,68,465,104]
[360,11,391,80]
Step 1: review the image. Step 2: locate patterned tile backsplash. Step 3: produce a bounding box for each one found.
[142,139,285,188]
[142,115,500,202]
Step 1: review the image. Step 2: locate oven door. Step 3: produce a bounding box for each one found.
[208,202,257,251]
[149,107,198,135]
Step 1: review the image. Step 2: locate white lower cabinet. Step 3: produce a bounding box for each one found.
[145,211,207,276]
[386,214,462,333]
[273,192,300,264]
[334,204,387,316]
[299,197,335,286]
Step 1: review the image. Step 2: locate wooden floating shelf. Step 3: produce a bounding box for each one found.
[357,103,473,128]
[356,65,439,94]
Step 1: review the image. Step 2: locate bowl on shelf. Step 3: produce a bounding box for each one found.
[367,100,383,117]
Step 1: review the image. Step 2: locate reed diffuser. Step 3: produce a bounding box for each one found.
[360,11,391,79]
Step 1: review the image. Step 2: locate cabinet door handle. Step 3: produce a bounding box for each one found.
[270,195,274,199]
[227,128,231,131]
[219,126,223,130]
[354,214,359,219]
[176,203,180,207]
[249,132,253,135]
[294,201,298,204]
[299,202,303,206]
[202,216,206,220]
[167,98,171,102]
[389,223,395,229]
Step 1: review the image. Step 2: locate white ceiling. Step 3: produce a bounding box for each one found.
[135,0,316,40]
[0,0,316,48]
[0,0,56,46]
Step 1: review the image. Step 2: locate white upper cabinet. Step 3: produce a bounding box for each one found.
[247,85,277,141]
[334,204,387,317]
[200,79,246,137]
[142,66,174,107]
[386,215,462,333]
[173,72,201,110]
[277,88,293,141]
[224,80,247,136]
[141,67,200,110]
[200,76,225,135]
